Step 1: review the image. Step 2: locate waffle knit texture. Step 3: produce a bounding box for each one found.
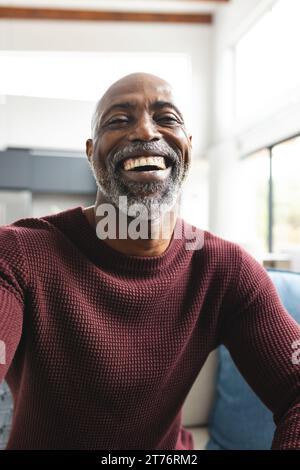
[0,206,299,450]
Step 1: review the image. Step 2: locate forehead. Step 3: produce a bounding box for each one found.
[100,78,177,114]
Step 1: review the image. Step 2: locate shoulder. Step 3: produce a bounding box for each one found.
[200,229,271,288]
[0,216,53,275]
[199,231,274,305]
[0,206,78,247]
[180,220,244,267]
[202,229,243,259]
[0,214,54,248]
[181,222,277,295]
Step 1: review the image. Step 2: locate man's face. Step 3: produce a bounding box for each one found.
[86,74,192,219]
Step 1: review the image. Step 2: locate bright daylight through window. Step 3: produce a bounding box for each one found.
[235,0,300,122]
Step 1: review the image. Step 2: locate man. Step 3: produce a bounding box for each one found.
[0,72,299,450]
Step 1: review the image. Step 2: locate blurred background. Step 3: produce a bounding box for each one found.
[0,0,299,271]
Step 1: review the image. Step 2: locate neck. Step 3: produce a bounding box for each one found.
[83,191,179,257]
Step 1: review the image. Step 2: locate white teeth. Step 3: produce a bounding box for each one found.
[123,156,167,171]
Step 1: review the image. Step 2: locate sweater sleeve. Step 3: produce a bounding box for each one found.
[221,245,300,450]
[0,226,26,382]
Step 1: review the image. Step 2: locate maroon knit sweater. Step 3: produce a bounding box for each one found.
[0,206,299,450]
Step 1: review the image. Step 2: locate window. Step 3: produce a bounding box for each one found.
[237,149,270,254]
[235,0,300,122]
[272,137,300,253]
[0,51,191,113]
[239,135,300,272]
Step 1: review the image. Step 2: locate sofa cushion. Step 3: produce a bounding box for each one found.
[206,269,300,450]
[186,426,210,450]
[182,350,218,427]
[0,380,13,450]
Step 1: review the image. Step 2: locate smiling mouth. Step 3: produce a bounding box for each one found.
[118,156,173,172]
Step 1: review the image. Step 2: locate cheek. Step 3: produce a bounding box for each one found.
[93,138,110,169]
[177,126,191,145]
[177,127,192,156]
[95,132,124,165]
[165,128,190,157]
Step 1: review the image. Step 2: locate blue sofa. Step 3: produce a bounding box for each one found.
[206,268,300,450]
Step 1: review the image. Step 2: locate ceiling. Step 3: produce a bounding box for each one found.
[0,1,231,22]
[0,1,230,13]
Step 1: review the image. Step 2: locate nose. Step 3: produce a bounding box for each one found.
[128,114,162,142]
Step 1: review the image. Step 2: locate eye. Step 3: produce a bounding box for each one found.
[156,114,181,125]
[107,116,129,126]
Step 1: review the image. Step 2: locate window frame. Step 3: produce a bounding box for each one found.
[242,132,300,253]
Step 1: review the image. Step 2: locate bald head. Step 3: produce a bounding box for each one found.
[91,72,182,140]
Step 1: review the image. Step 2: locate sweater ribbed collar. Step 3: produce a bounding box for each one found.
[51,205,187,276]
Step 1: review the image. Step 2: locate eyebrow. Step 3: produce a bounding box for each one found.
[100,102,137,123]
[101,100,184,122]
[151,101,184,122]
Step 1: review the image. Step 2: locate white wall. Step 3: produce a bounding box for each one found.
[212,0,264,143]
[209,0,263,240]
[2,95,95,151]
[0,19,213,159]
[0,189,32,224]
[209,0,300,244]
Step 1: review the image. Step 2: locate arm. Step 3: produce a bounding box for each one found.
[221,246,300,449]
[0,226,26,382]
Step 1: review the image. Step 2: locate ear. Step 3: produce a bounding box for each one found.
[86,139,93,162]
[189,135,192,146]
